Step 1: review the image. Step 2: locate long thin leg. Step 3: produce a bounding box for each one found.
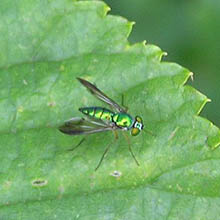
[68,138,86,151]
[95,131,118,171]
[122,132,140,166]
[95,140,112,171]
[121,94,128,112]
[113,130,119,140]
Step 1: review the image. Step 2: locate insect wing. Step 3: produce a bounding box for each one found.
[77,77,126,113]
[59,117,113,135]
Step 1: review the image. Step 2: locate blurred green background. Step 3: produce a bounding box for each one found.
[104,0,220,127]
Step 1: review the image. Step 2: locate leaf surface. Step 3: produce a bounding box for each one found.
[0,1,220,219]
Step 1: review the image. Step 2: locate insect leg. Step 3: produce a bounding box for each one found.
[113,130,119,139]
[67,138,86,151]
[95,130,118,171]
[122,132,140,166]
[121,94,128,112]
[95,140,112,171]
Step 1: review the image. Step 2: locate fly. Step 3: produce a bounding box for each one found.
[59,77,145,170]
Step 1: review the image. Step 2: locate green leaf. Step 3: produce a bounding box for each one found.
[1,0,220,219]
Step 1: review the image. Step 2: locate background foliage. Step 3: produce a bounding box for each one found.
[105,0,220,127]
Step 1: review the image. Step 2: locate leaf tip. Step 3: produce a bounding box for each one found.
[125,21,135,39]
[142,40,147,46]
[162,51,168,56]
[130,21,136,26]
[189,72,194,81]
[207,131,220,150]
[160,51,168,61]
[104,5,111,15]
[196,96,210,115]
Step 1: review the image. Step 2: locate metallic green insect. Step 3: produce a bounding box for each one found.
[59,77,144,170]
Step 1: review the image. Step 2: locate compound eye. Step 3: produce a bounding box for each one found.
[135,116,143,123]
[131,128,140,136]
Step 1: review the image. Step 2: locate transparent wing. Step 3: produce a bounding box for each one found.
[59,117,115,135]
[77,77,126,113]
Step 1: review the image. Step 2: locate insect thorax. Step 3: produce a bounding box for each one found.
[112,113,133,129]
[79,107,114,122]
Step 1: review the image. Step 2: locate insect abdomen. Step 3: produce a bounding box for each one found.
[79,107,114,121]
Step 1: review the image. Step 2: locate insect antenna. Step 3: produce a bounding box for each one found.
[143,128,156,137]
[122,132,140,166]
